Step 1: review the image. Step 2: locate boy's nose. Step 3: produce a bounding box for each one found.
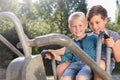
[92,24,98,30]
[76,26,80,30]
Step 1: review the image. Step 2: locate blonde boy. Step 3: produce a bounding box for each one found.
[45,12,97,80]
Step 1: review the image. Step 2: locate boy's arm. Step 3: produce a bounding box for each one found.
[111,39,120,62]
[48,47,66,55]
[45,47,72,62]
[44,53,62,61]
[44,47,66,61]
[105,38,120,62]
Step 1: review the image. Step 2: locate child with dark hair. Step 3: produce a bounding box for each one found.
[87,5,120,80]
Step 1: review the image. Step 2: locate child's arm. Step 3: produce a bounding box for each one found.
[44,47,66,61]
[111,39,120,62]
[48,47,66,55]
[45,53,62,61]
[105,38,120,62]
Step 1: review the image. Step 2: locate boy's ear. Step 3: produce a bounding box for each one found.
[69,26,73,33]
[104,17,108,24]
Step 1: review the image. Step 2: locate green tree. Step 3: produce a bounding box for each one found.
[116,0,120,24]
[20,0,88,37]
[0,0,88,68]
[0,0,21,68]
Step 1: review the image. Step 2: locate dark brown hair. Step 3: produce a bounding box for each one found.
[87,5,108,21]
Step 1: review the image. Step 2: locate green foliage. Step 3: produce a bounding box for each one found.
[109,0,120,35]
[112,62,120,75]
[106,22,120,34]
[32,47,39,55]
[0,19,14,34]
[0,0,19,14]
[115,0,120,24]
[0,18,21,68]
[0,49,14,68]
[25,20,51,38]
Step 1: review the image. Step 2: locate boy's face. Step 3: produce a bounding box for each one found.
[89,14,108,35]
[69,18,87,38]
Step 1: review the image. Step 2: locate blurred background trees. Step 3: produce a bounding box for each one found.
[0,0,120,75]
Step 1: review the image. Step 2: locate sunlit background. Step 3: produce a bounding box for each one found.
[87,0,117,22]
[0,0,120,79]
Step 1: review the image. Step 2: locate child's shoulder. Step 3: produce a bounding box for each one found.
[108,30,119,36]
[86,32,97,38]
[85,32,97,43]
[108,29,120,41]
[86,32,94,36]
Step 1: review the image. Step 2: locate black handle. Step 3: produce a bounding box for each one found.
[104,33,110,39]
[40,50,54,59]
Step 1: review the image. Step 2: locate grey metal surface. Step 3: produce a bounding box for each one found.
[26,33,113,80]
[106,47,112,74]
[51,59,57,80]
[0,34,23,57]
[96,32,112,74]
[96,31,103,64]
[6,55,47,80]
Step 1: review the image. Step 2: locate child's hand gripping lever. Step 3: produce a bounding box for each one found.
[104,33,110,39]
[40,50,57,80]
[40,50,54,60]
[103,32,112,74]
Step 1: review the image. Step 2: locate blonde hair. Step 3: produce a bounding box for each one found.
[68,12,87,25]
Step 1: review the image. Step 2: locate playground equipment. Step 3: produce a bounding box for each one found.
[0,12,118,80]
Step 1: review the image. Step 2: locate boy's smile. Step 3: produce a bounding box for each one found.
[69,18,87,40]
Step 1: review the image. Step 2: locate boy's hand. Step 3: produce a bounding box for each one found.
[44,53,52,59]
[104,37,115,48]
[45,49,62,61]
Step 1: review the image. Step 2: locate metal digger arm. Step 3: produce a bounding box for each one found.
[20,33,113,80]
[0,12,31,57]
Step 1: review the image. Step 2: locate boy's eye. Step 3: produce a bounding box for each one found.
[89,23,93,26]
[79,25,82,27]
[71,26,76,28]
[71,26,75,27]
[96,21,99,24]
